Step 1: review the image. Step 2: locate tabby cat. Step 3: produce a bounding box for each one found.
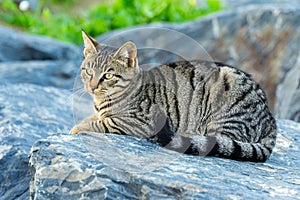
[70,31,277,162]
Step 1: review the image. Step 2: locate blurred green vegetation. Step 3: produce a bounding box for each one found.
[0,0,224,44]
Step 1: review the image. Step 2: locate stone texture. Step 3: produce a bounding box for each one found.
[0,25,82,90]
[275,61,300,122]
[0,26,80,61]
[96,5,300,118]
[0,60,80,89]
[0,84,73,200]
[223,0,300,9]
[221,0,300,8]
[29,120,300,199]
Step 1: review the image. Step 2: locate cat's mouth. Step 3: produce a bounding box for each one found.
[91,88,107,97]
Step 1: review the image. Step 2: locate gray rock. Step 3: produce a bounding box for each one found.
[0,84,73,199]
[0,60,80,89]
[29,119,300,199]
[0,26,80,61]
[222,0,300,9]
[96,5,300,119]
[275,59,300,122]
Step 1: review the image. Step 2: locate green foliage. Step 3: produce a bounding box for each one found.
[0,0,224,44]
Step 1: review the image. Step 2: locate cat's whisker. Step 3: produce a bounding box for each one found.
[68,88,86,101]
[70,92,85,99]
[66,86,86,93]
[78,90,88,101]
[69,87,85,94]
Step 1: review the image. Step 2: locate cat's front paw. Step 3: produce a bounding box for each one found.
[70,122,92,134]
[69,126,81,134]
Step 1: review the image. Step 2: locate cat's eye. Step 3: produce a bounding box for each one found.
[104,73,114,80]
[86,69,93,76]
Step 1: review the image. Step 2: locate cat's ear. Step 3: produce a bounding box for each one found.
[114,41,137,68]
[82,30,99,57]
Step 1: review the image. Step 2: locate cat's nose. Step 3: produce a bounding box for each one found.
[90,84,99,92]
[90,80,99,92]
[91,86,97,92]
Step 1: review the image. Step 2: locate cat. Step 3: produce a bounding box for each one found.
[70,30,277,162]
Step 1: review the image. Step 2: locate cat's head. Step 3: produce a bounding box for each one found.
[80,30,139,98]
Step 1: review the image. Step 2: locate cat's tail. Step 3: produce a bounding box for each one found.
[154,122,276,162]
[164,133,277,162]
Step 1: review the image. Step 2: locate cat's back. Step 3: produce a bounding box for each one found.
[157,60,275,135]
[161,60,265,98]
[189,60,270,111]
[159,60,218,80]
[158,60,256,91]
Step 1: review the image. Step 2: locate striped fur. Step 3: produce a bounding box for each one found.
[70,31,277,162]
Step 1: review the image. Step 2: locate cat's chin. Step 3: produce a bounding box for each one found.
[92,93,104,97]
[92,92,107,99]
[89,89,106,97]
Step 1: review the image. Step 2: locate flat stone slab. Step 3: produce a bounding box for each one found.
[29,120,300,199]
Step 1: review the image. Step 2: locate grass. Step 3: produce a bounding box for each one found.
[0,0,224,44]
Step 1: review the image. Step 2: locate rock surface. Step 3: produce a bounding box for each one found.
[0,60,80,89]
[0,26,80,61]
[0,84,73,199]
[97,4,300,117]
[0,24,82,90]
[223,0,300,9]
[29,120,300,199]
[275,63,300,122]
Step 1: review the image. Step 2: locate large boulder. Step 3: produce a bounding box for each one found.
[275,64,300,122]
[29,120,300,199]
[0,26,80,61]
[0,61,80,89]
[0,84,73,199]
[96,5,300,120]
[0,25,82,89]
